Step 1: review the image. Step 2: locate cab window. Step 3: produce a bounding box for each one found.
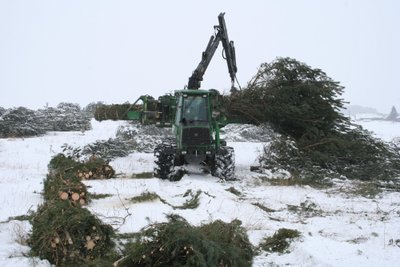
[182,96,208,122]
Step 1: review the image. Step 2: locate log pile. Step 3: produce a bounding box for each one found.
[58,190,87,205]
[44,173,89,206]
[75,158,115,180]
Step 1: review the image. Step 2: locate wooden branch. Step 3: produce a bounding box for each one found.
[301,138,336,150]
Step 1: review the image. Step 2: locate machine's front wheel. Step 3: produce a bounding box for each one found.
[154,140,184,181]
[212,146,235,181]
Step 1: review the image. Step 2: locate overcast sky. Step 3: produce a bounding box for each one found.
[0,0,399,113]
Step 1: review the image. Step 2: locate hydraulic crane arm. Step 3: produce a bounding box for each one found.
[218,13,237,90]
[187,13,238,91]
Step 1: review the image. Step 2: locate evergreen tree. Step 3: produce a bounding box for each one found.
[227,57,348,140]
[228,57,400,180]
[387,106,399,121]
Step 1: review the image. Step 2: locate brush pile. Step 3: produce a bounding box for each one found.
[30,153,116,266]
[0,103,91,138]
[44,153,115,204]
[29,201,115,266]
[94,103,131,121]
[118,216,253,267]
[49,153,115,180]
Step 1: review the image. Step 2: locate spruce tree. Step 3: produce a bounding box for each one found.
[227,57,348,140]
[228,57,400,180]
[387,106,399,121]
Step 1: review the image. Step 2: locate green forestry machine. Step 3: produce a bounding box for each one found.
[128,13,238,181]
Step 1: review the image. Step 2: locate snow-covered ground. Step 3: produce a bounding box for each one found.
[357,120,400,142]
[0,119,399,266]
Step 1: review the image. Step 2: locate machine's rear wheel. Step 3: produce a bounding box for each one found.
[154,139,184,181]
[212,146,235,180]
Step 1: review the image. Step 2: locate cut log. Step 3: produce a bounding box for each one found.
[86,240,96,250]
[71,192,80,201]
[59,192,69,200]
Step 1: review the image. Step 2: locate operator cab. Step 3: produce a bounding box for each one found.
[181,94,209,125]
[173,90,217,156]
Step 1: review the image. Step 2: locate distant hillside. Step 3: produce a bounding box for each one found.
[341,104,390,121]
[342,105,378,116]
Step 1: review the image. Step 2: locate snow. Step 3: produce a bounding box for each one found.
[348,113,386,121]
[356,119,400,142]
[0,119,400,266]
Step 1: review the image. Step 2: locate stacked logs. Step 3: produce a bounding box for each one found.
[76,163,115,180]
[77,170,94,180]
[58,190,87,205]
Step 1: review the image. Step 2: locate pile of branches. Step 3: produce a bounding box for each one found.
[228,58,400,181]
[37,103,92,132]
[94,103,131,121]
[0,103,91,138]
[118,216,253,267]
[29,201,115,266]
[77,123,172,161]
[0,107,45,137]
[49,153,115,180]
[30,152,256,266]
[220,123,275,143]
[82,138,138,162]
[122,124,172,153]
[259,228,301,253]
[30,153,117,266]
[45,153,115,204]
[44,173,89,205]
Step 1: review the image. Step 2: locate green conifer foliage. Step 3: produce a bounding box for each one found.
[119,217,253,267]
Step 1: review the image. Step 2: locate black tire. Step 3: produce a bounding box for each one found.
[154,139,184,181]
[212,146,235,180]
